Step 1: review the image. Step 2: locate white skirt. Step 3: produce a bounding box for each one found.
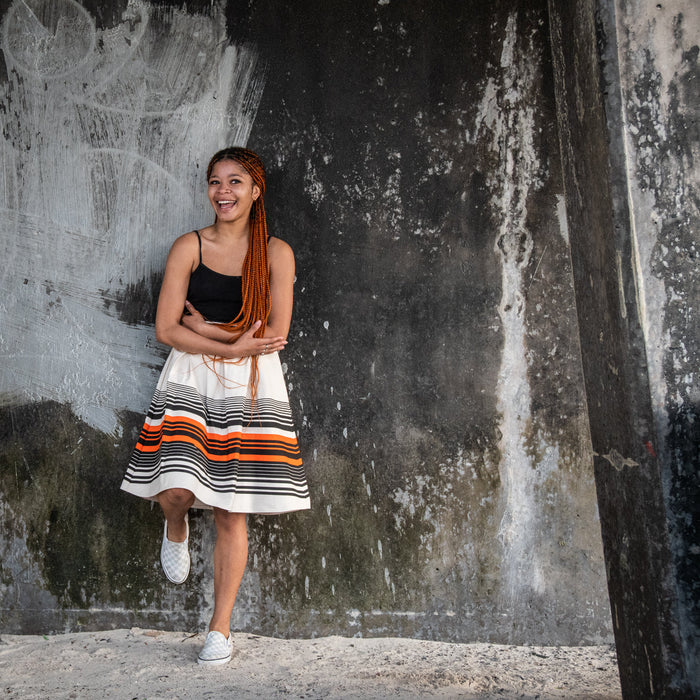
[121,349,310,514]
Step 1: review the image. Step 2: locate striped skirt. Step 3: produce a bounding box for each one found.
[121,349,310,514]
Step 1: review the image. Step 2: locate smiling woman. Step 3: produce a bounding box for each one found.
[209,160,260,219]
[120,147,310,667]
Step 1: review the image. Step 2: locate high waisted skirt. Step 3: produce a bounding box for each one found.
[121,349,310,514]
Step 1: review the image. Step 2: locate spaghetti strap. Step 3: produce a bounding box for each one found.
[194,230,202,265]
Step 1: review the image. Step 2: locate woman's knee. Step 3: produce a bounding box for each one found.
[214,510,247,537]
[159,488,195,509]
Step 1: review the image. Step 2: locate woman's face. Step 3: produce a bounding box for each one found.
[207,159,260,223]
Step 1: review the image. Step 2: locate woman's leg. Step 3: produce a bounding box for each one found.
[159,488,195,541]
[209,509,248,635]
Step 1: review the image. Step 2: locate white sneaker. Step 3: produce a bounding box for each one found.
[197,630,233,666]
[160,514,190,584]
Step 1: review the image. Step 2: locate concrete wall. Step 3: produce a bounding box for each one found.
[548,0,698,695]
[609,2,699,690]
[0,0,614,646]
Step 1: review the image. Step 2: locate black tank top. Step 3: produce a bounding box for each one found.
[186,231,243,323]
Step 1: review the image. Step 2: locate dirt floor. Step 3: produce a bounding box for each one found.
[0,628,622,699]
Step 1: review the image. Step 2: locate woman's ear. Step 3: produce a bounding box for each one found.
[253,184,261,201]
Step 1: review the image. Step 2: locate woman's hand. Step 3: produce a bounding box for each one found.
[181,301,209,334]
[227,320,287,358]
[180,301,241,343]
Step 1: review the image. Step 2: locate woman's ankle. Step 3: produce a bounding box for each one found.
[165,514,189,542]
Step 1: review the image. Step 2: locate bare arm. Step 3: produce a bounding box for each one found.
[155,233,286,358]
[265,237,296,339]
[180,301,243,342]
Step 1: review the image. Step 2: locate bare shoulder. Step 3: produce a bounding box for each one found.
[268,236,295,269]
[171,230,200,252]
[164,231,199,260]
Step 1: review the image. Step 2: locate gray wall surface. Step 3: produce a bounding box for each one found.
[0,0,609,644]
[0,1,696,684]
[609,3,699,690]
[549,0,698,694]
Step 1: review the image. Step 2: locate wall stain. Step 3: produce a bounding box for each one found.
[0,400,207,632]
[618,5,700,679]
[241,0,609,644]
[102,270,164,327]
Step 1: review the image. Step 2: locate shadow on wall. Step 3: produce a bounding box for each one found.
[664,399,700,661]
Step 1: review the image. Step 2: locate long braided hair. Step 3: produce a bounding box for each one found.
[205,147,270,399]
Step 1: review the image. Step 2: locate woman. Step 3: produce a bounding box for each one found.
[121,147,310,666]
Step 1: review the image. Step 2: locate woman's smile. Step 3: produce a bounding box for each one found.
[208,160,259,221]
[216,199,236,213]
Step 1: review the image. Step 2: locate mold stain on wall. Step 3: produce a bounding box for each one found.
[0,400,207,632]
[240,2,610,644]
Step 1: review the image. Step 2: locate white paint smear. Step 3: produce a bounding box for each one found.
[0,0,265,433]
[471,13,551,605]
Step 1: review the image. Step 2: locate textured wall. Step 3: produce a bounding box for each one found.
[0,0,263,432]
[610,1,699,690]
[0,0,266,633]
[0,0,612,645]
[548,0,698,695]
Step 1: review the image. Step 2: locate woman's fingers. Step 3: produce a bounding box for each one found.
[231,322,287,357]
[259,337,287,355]
[184,300,204,318]
[239,320,262,339]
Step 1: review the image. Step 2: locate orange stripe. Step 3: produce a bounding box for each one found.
[160,434,302,465]
[135,417,301,465]
[140,415,299,445]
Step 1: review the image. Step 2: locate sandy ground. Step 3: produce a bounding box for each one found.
[0,628,621,699]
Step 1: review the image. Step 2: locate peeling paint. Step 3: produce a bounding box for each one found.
[597,449,640,471]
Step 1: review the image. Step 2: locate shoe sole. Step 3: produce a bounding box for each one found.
[163,567,189,585]
[197,653,232,666]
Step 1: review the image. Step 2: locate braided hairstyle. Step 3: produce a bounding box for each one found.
[205,147,271,398]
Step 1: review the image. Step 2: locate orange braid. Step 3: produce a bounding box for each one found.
[204,147,270,402]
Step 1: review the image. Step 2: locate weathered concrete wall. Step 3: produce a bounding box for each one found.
[0,0,265,634]
[0,0,263,432]
[609,2,699,692]
[0,0,612,645]
[239,0,610,644]
[548,0,698,695]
